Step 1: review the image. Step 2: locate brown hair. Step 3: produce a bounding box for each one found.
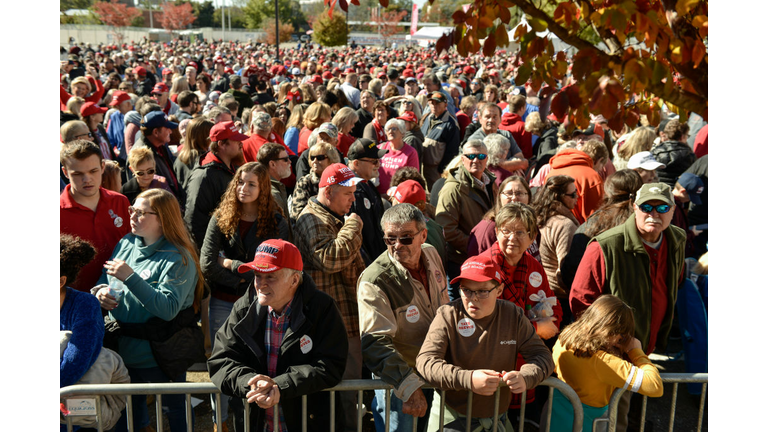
[303,101,332,130]
[60,234,97,285]
[532,175,575,227]
[60,139,102,165]
[101,160,122,192]
[558,294,635,357]
[215,162,281,238]
[618,127,655,160]
[584,169,643,237]
[580,139,609,164]
[177,117,213,165]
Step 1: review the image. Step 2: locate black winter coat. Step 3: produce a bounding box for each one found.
[207,275,348,432]
[652,140,696,187]
[183,153,235,250]
[200,213,290,299]
[532,126,560,178]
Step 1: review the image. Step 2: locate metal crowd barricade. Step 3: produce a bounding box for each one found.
[61,373,704,432]
[601,372,708,432]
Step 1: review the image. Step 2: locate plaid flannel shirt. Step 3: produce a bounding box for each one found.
[263,301,293,432]
[294,198,365,338]
[289,173,320,221]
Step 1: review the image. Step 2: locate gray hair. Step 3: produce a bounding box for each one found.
[251,112,272,131]
[307,129,320,149]
[205,106,232,122]
[384,118,406,135]
[484,134,510,166]
[463,139,488,154]
[380,203,426,233]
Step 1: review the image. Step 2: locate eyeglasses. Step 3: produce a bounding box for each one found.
[460,287,496,300]
[383,235,416,246]
[498,228,529,239]
[563,191,579,198]
[501,190,528,198]
[385,128,400,133]
[358,158,380,165]
[463,153,487,161]
[273,156,290,163]
[638,203,671,214]
[309,154,328,162]
[128,206,158,218]
[134,168,156,177]
[75,132,93,139]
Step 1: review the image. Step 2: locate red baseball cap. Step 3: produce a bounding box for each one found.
[396,111,418,124]
[393,180,426,205]
[162,68,174,76]
[80,102,108,117]
[238,239,303,273]
[310,75,323,84]
[450,255,503,285]
[320,163,363,187]
[109,91,131,107]
[463,66,476,75]
[152,83,169,94]
[209,121,249,142]
[322,71,333,80]
[489,70,499,77]
[134,66,147,76]
[402,69,415,78]
[376,71,386,79]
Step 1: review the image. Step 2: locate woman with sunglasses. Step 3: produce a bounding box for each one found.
[290,142,340,221]
[94,188,204,432]
[200,162,290,428]
[532,175,580,324]
[120,147,172,204]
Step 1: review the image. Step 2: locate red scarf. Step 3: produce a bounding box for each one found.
[372,119,386,144]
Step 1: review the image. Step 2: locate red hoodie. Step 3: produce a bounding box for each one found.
[547,149,604,224]
[499,113,533,159]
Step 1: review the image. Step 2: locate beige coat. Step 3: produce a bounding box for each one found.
[538,203,580,299]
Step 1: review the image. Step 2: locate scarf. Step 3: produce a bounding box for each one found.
[372,118,387,144]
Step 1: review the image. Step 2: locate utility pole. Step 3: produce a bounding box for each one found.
[148,0,154,29]
[228,7,231,32]
[222,1,225,40]
[275,0,280,61]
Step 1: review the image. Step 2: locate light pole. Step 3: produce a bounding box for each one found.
[275,0,280,62]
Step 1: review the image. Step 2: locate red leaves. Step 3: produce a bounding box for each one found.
[93,0,141,28]
[435,31,454,56]
[588,77,624,119]
[160,2,196,31]
[339,0,348,13]
[550,91,570,121]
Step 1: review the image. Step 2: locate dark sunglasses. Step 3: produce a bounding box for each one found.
[463,153,487,161]
[272,156,290,162]
[134,168,156,177]
[638,203,671,214]
[383,235,415,246]
[309,154,328,162]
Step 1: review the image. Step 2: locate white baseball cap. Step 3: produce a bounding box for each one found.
[627,151,666,170]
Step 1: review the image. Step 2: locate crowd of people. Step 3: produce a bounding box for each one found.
[60,37,709,432]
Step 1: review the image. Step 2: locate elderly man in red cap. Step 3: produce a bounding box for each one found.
[208,239,348,432]
[151,82,179,116]
[184,121,248,249]
[293,163,367,432]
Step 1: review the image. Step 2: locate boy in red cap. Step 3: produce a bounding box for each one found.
[416,254,554,431]
[208,239,348,432]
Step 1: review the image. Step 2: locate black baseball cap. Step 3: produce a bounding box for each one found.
[347,138,387,160]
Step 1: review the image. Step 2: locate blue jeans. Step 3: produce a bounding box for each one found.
[114,366,190,432]
[371,386,432,432]
[445,260,462,301]
[209,296,236,424]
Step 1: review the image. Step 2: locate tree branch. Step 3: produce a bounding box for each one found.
[579,0,623,55]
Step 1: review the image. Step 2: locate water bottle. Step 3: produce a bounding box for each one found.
[109,279,125,302]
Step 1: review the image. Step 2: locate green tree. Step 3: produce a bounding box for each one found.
[243,0,307,29]
[60,0,93,12]
[426,0,707,128]
[313,11,349,47]
[192,0,216,27]
[213,6,249,28]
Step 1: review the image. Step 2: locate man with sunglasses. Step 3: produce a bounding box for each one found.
[358,204,449,432]
[436,140,497,300]
[570,182,685,431]
[258,143,294,226]
[347,138,388,264]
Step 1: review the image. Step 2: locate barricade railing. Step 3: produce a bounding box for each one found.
[601,373,708,432]
[60,373,706,432]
